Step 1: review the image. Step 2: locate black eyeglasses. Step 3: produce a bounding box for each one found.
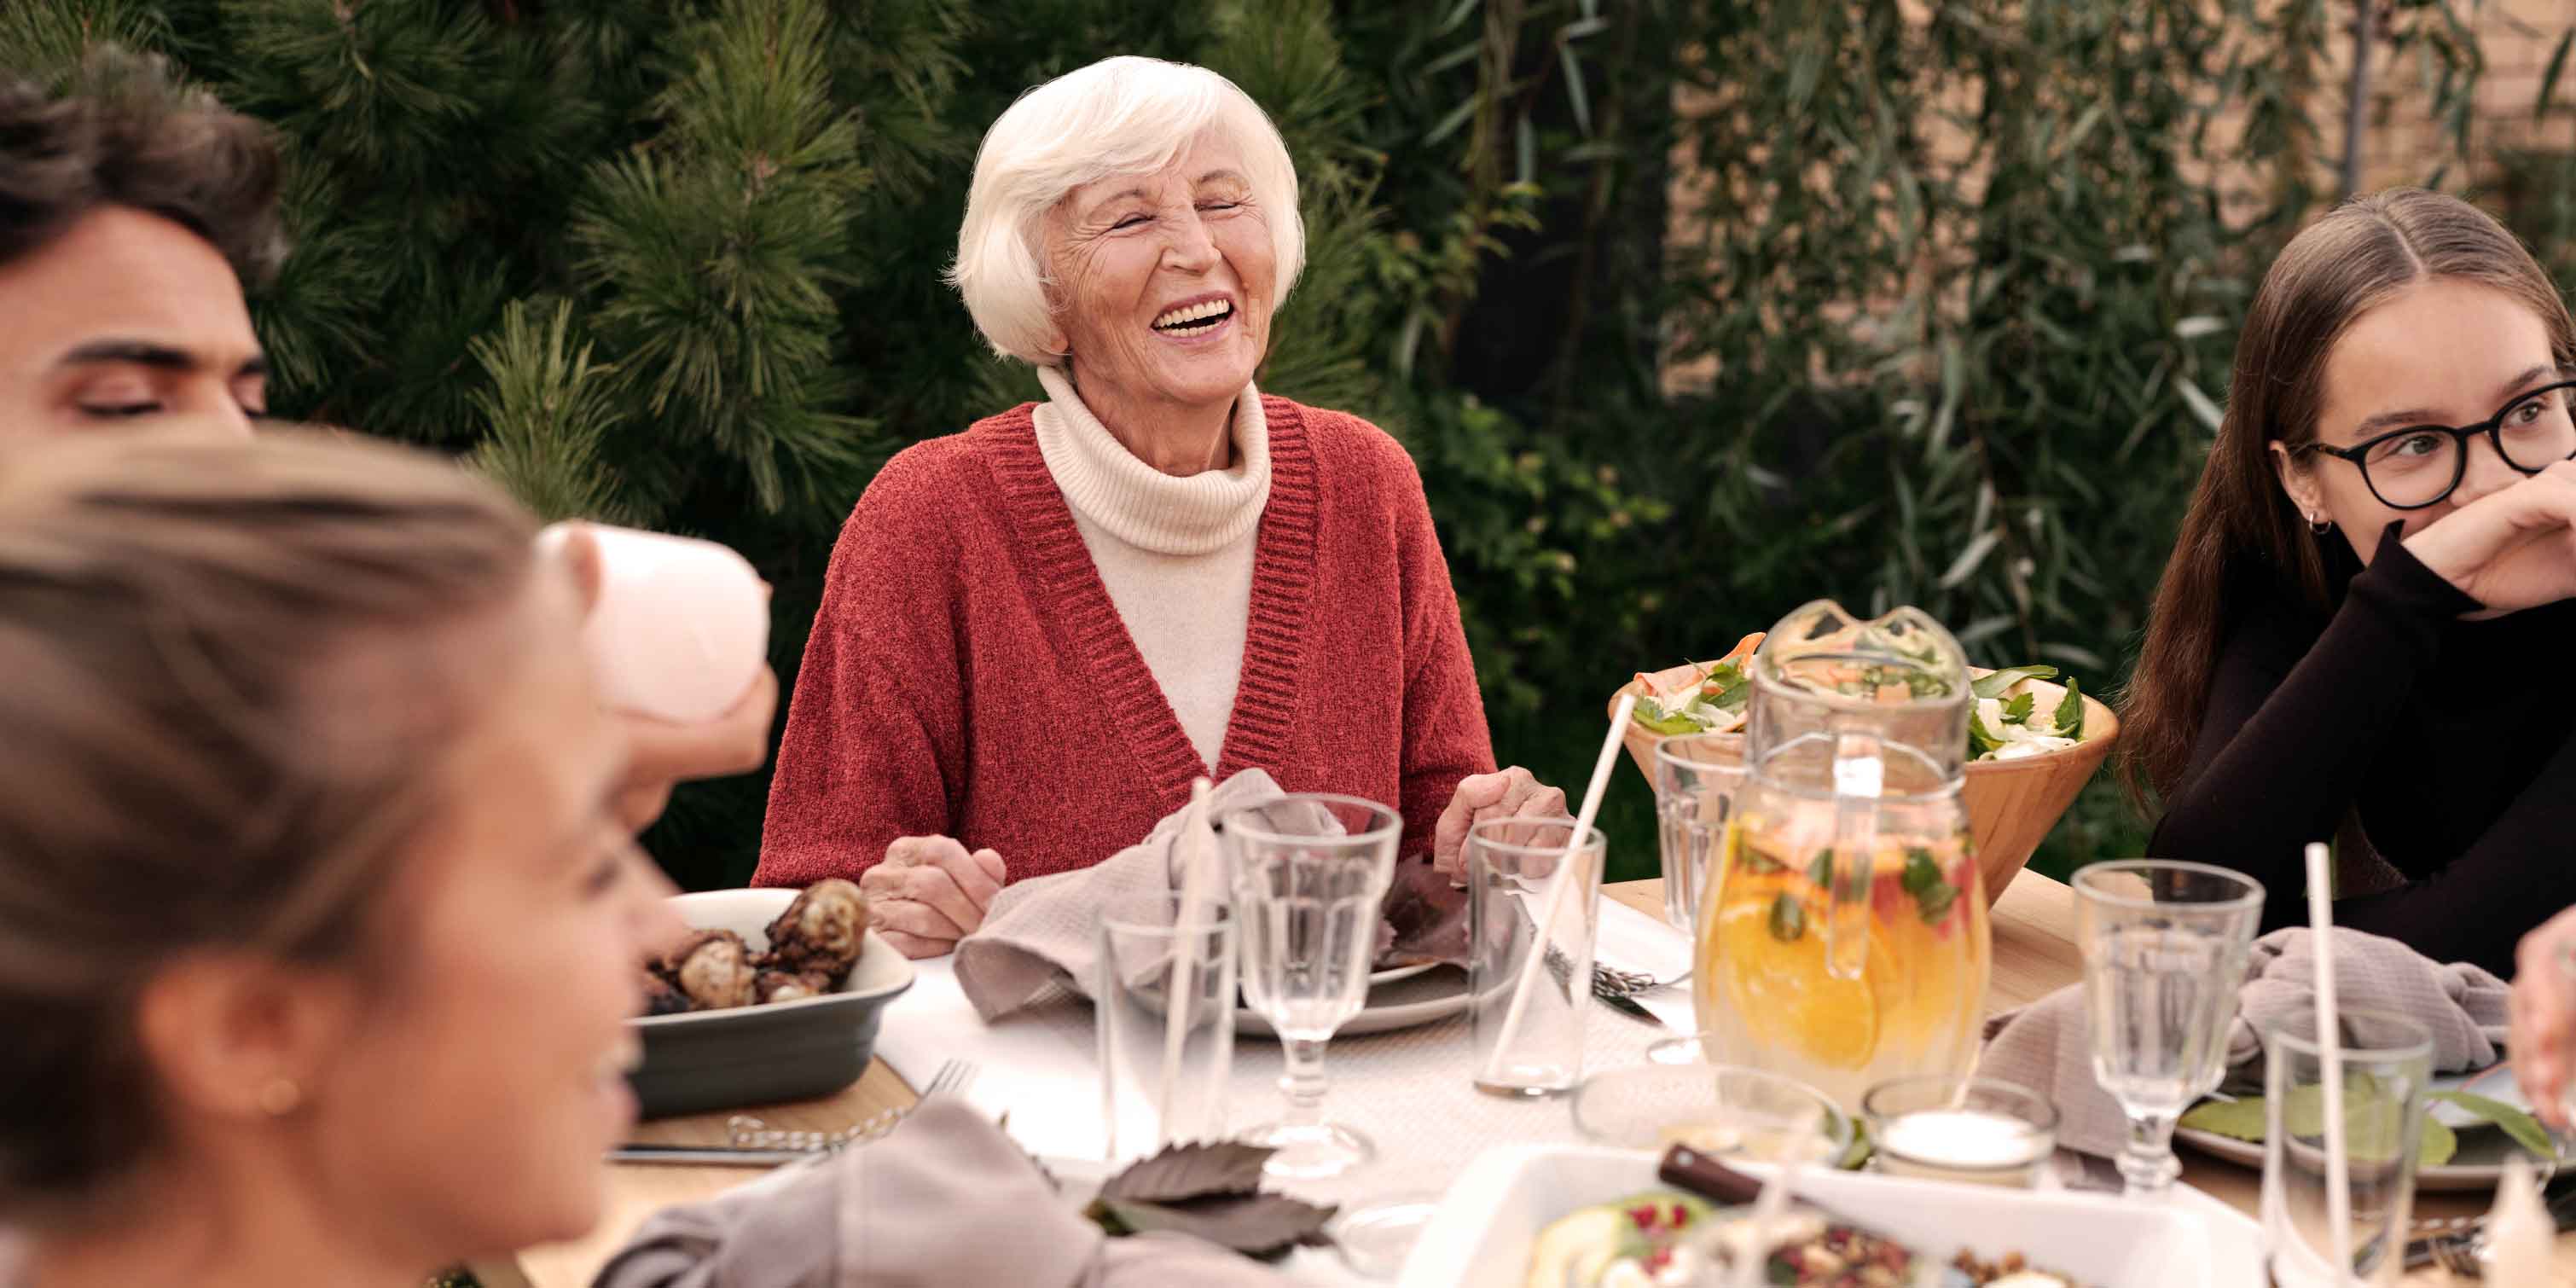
[2298,379,2576,510]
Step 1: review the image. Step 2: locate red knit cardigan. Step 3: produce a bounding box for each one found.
[753,395,1497,888]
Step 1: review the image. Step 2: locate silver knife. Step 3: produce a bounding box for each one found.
[1598,990,1657,1022]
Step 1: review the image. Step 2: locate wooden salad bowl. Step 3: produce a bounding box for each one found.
[1610,663,2120,908]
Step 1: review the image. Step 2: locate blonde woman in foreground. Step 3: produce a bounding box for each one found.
[0,429,1278,1286]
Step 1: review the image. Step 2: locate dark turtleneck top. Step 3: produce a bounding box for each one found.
[2149,523,2576,977]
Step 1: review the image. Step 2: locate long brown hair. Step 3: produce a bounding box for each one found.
[0,428,537,1214]
[2121,189,2576,808]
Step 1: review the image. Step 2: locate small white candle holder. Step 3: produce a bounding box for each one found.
[1861,1075,2059,1189]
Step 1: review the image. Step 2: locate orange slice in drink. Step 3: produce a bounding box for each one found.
[1711,895,1883,1070]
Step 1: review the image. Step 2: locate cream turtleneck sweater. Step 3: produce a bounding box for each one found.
[1031,366,1269,772]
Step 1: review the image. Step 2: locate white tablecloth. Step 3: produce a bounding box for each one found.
[873,896,1697,1213]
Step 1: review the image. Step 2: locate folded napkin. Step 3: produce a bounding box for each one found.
[593,1099,1289,1288]
[953,769,1289,1020]
[1978,926,2509,1157]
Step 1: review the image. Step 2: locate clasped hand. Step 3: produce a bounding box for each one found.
[2404,460,2576,615]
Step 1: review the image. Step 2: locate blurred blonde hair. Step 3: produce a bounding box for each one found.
[0,426,537,1215]
[949,55,1304,367]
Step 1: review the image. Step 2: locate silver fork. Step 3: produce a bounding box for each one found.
[610,1060,979,1164]
[1593,962,1691,998]
[2424,1227,2486,1279]
[727,1059,980,1151]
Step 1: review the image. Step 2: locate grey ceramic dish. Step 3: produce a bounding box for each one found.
[629,887,914,1119]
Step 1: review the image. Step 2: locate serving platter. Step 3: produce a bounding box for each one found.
[1396,1144,2263,1287]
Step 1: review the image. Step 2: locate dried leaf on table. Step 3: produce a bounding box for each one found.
[1089,1192,1340,1262]
[1098,1140,1273,1203]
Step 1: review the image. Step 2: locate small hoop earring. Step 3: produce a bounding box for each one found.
[256,1077,303,1117]
[2307,513,2332,536]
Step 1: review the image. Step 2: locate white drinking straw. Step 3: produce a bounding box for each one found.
[2303,841,2354,1280]
[1729,1155,1798,1288]
[1156,777,1217,1145]
[1477,693,1634,1087]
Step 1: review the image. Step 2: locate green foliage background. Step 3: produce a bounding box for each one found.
[9,0,2573,887]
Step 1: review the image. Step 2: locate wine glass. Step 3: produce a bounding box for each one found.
[2073,860,2265,1195]
[1221,792,1401,1181]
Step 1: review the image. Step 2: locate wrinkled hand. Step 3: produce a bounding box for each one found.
[2403,461,2576,615]
[1431,766,1569,879]
[611,666,780,831]
[862,836,1007,959]
[2510,905,2576,1128]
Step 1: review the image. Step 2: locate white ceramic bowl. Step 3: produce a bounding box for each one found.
[1396,1144,2262,1287]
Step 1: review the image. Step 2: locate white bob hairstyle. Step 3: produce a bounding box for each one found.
[949,55,1304,368]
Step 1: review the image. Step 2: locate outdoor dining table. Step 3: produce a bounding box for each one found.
[482,869,2574,1287]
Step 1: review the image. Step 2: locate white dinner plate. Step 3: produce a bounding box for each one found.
[1235,964,1470,1039]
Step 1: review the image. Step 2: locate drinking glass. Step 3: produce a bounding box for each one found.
[1572,1041,1851,1163]
[2072,859,2264,1195]
[1466,816,1604,1097]
[1653,732,1743,931]
[2260,1011,2431,1287]
[1094,895,1237,1163]
[1860,1075,2058,1189]
[1221,792,1402,1180]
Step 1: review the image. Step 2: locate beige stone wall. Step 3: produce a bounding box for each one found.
[1661,5,2576,393]
[2345,0,2576,192]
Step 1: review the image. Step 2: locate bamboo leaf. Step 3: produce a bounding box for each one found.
[1558,43,1592,136]
[2539,26,2574,121]
[1424,96,1477,147]
[1937,528,2002,589]
[2176,375,2225,433]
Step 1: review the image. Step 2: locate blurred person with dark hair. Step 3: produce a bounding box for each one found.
[0,49,776,829]
[0,47,283,439]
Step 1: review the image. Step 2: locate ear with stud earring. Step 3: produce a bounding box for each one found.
[256,1077,303,1117]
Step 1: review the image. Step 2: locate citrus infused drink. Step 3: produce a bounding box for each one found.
[1692,818,1990,1111]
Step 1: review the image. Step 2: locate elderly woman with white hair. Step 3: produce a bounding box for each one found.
[755,55,1566,956]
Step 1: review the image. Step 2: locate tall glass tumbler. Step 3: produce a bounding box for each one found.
[1096,895,1238,1164]
[2072,859,2264,1195]
[1221,793,1402,1180]
[1467,817,1605,1097]
[2260,1011,2431,1287]
[1653,733,1743,931]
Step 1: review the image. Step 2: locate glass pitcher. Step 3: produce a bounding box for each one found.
[1691,601,1993,1111]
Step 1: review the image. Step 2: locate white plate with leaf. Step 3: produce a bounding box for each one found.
[2174,1059,2563,1191]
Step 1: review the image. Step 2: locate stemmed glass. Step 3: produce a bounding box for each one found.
[2074,859,2265,1195]
[1221,792,1402,1180]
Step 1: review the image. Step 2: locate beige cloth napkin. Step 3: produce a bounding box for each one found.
[952,769,1292,1021]
[1978,926,2509,1158]
[592,1099,1288,1287]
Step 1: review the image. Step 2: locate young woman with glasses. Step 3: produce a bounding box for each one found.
[2123,189,2576,976]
